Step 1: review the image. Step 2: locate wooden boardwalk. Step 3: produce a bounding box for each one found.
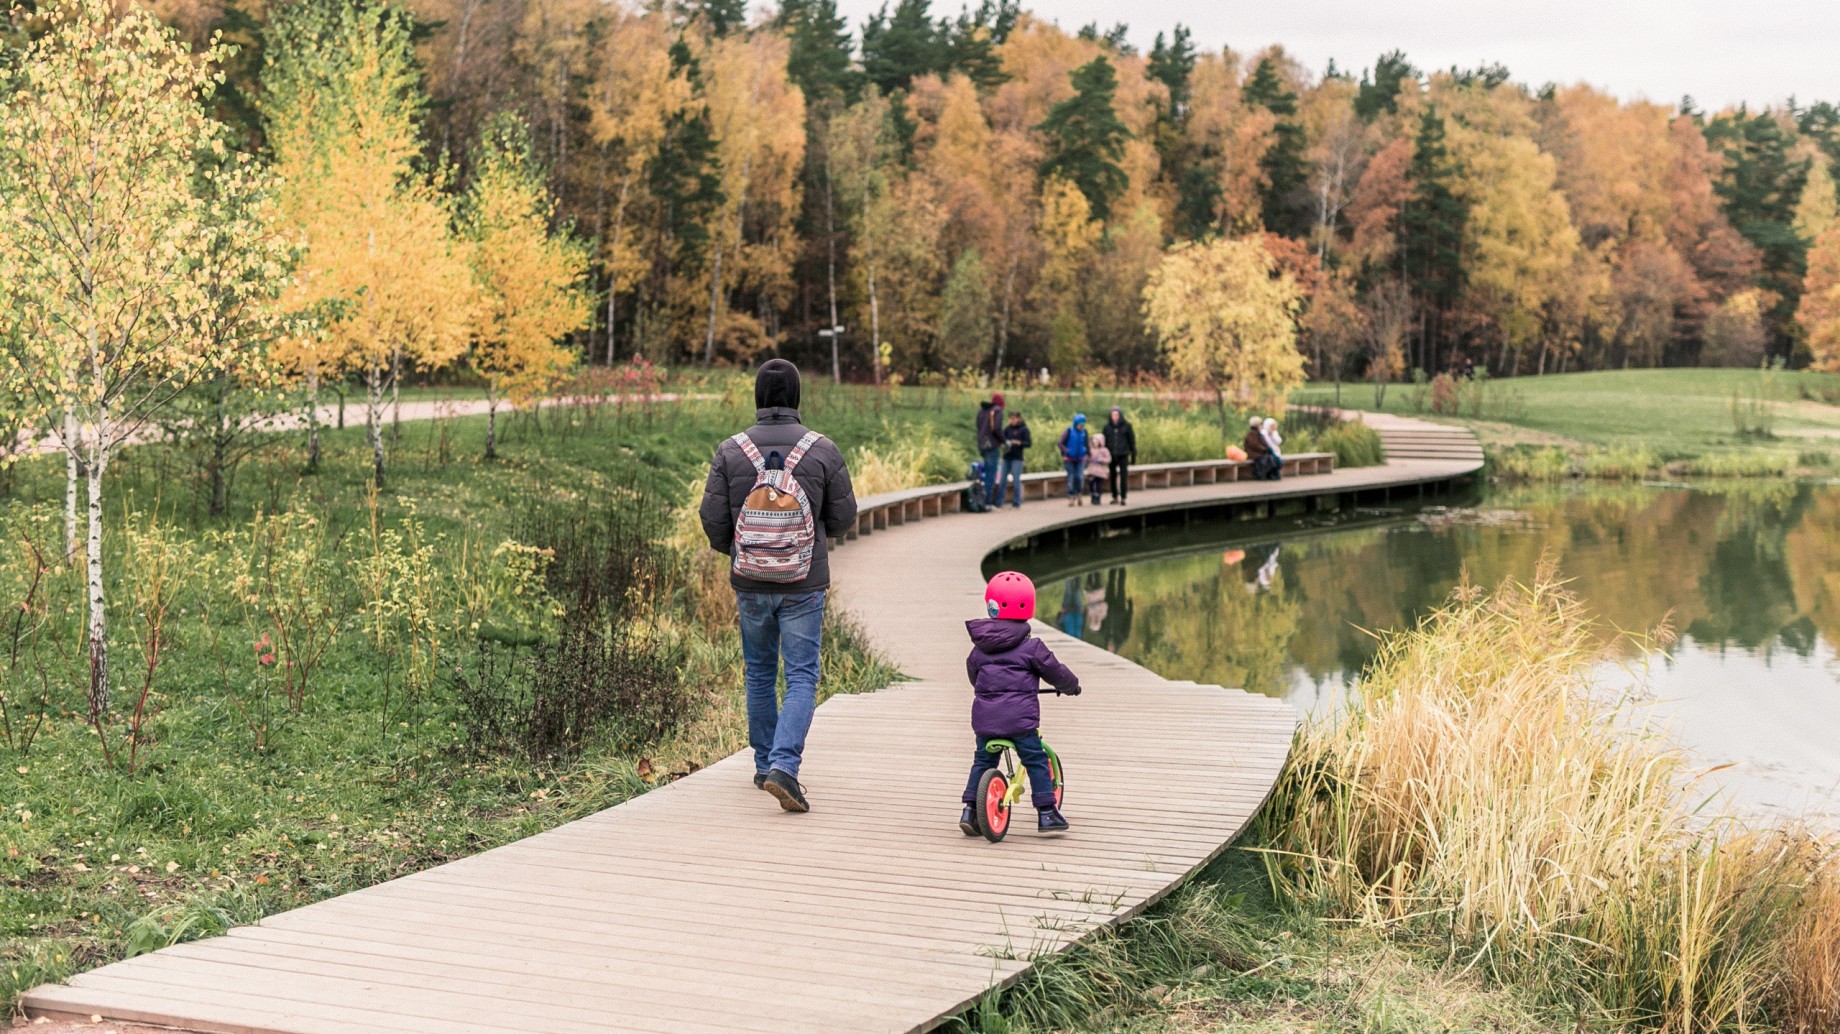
[25,421,1481,1034]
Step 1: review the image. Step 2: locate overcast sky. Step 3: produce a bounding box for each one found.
[827,1,1840,111]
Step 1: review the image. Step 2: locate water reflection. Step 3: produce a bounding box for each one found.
[1018,481,1840,821]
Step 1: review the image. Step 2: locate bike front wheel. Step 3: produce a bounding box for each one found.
[975,769,1011,843]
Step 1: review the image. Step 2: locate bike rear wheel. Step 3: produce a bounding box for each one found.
[1048,750,1065,810]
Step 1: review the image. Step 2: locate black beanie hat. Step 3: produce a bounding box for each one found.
[755,358,801,410]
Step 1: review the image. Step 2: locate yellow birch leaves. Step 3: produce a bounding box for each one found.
[1143,237,1305,419]
[461,118,593,407]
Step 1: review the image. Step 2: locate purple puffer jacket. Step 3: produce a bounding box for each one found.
[965,619,1081,737]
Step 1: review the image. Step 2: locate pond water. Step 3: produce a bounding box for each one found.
[1011,481,1840,824]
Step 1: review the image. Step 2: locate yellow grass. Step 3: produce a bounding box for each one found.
[1257,565,1840,1030]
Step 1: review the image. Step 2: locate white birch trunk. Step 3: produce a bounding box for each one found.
[485,386,499,460]
[305,367,321,471]
[367,363,387,487]
[85,419,107,720]
[389,347,402,443]
[63,409,79,561]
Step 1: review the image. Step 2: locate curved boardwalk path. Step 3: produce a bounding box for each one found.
[25,417,1482,1034]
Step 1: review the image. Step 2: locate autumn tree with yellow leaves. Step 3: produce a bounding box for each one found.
[1143,236,1306,436]
[462,115,594,459]
[0,0,292,727]
[263,0,475,487]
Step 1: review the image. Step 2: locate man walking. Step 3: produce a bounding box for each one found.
[976,392,1005,509]
[1001,411,1030,507]
[699,360,857,812]
[1104,406,1136,504]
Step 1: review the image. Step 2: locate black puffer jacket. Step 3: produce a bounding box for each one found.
[699,407,858,594]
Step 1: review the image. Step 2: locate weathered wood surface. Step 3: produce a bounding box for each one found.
[25,421,1481,1034]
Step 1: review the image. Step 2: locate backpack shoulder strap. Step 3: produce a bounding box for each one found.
[781,431,824,477]
[731,432,767,474]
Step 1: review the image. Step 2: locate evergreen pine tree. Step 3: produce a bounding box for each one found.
[651,39,724,276]
[691,0,749,36]
[1174,161,1222,239]
[1706,108,1810,345]
[1244,55,1311,237]
[1355,49,1417,121]
[1076,22,1132,54]
[1147,25,1196,118]
[1038,57,1131,221]
[943,0,1018,91]
[861,0,945,95]
[1150,26,1204,238]
[778,0,859,104]
[1397,106,1468,368]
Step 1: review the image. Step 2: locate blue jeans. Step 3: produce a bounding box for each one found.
[1063,460,1084,497]
[963,732,1057,810]
[1003,458,1024,507]
[736,590,825,778]
[979,448,999,506]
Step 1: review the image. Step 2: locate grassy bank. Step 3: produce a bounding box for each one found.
[1297,368,1840,478]
[955,571,1840,1033]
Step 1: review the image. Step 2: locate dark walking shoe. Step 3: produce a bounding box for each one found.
[763,768,809,813]
[959,804,978,836]
[753,772,767,790]
[1037,806,1070,833]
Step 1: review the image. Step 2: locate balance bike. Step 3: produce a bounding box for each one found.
[969,738,1064,843]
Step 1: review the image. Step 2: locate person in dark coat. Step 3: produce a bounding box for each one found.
[1242,416,1280,480]
[699,359,858,813]
[999,411,1030,508]
[959,572,1080,834]
[975,393,1005,509]
[1104,407,1136,504]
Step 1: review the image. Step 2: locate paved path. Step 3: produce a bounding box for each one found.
[24,422,1482,1034]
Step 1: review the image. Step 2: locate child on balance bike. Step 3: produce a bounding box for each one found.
[960,571,1080,835]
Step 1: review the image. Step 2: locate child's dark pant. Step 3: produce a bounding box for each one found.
[963,732,1058,810]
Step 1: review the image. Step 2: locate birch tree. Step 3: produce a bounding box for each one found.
[1143,236,1305,435]
[264,0,475,487]
[0,0,288,723]
[462,116,593,459]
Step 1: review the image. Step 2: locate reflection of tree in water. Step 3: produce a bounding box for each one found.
[1787,489,1840,649]
[1087,483,1840,691]
[1090,543,1301,697]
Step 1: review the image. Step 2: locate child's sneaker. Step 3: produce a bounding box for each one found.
[1037,806,1070,833]
[959,804,978,836]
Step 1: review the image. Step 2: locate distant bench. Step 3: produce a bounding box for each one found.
[836,453,1335,544]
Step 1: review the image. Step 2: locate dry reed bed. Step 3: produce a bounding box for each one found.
[1257,567,1840,1032]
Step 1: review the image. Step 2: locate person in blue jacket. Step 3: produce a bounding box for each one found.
[1058,414,1090,506]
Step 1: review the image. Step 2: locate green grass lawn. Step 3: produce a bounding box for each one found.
[1297,368,1840,466]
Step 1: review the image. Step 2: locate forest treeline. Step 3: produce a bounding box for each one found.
[27,0,1840,383]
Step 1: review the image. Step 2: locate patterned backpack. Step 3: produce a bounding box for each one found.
[730,430,823,583]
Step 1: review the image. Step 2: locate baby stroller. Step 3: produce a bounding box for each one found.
[964,460,991,512]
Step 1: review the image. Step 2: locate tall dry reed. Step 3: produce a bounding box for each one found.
[1256,566,1840,1031]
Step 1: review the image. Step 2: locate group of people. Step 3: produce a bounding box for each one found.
[974,394,1140,509]
[1241,416,1285,481]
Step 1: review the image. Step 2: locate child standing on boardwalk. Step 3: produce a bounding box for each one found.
[1084,433,1111,506]
[960,572,1081,834]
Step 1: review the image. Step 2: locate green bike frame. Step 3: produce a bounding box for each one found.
[982,737,1061,809]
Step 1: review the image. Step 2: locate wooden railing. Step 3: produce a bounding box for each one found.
[836,452,1336,545]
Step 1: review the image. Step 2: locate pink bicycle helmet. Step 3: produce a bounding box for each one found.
[985,571,1036,621]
